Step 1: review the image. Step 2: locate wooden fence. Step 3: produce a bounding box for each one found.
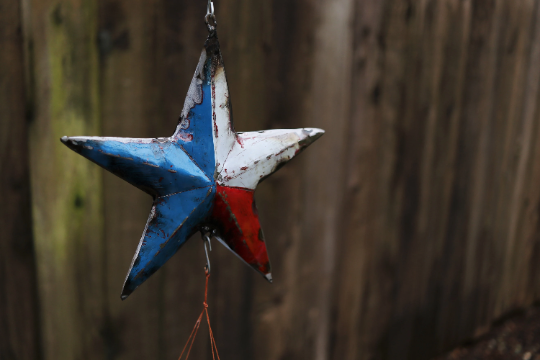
[3,0,540,359]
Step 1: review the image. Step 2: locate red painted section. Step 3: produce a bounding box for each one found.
[211,185,271,276]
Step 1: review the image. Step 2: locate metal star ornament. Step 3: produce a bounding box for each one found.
[61,22,324,300]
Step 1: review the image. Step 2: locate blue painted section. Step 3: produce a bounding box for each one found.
[176,57,216,179]
[122,185,216,297]
[62,50,222,299]
[64,138,212,197]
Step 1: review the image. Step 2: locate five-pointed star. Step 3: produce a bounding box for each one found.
[61,31,324,299]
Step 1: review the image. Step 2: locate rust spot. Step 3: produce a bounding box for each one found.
[240,166,248,171]
[298,131,323,149]
[134,270,145,281]
[178,118,190,130]
[98,149,133,161]
[178,132,193,142]
[236,136,244,148]
[159,177,164,182]
[211,72,218,137]
[168,169,177,173]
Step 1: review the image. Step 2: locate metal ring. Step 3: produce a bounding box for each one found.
[205,0,217,31]
[201,230,212,274]
[205,13,216,25]
[207,0,214,17]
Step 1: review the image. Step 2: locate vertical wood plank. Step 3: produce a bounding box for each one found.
[0,0,41,359]
[23,0,105,358]
[331,0,394,358]
[234,1,324,359]
[98,0,166,358]
[501,0,540,309]
[305,1,354,359]
[516,1,540,305]
[247,0,354,359]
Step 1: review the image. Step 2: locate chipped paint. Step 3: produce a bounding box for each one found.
[61,27,324,299]
[143,162,159,168]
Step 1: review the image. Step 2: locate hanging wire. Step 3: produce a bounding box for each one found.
[177,269,221,360]
[177,231,220,360]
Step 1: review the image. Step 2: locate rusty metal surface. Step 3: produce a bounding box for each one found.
[61,29,324,299]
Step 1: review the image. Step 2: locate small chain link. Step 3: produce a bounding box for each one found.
[205,0,217,32]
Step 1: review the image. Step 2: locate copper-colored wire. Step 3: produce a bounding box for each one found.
[177,270,220,360]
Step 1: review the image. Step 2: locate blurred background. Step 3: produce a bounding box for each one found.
[3,0,540,359]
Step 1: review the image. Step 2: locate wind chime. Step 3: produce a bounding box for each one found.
[61,1,324,358]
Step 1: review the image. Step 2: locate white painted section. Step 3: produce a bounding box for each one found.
[181,50,206,121]
[212,65,237,174]
[216,128,324,189]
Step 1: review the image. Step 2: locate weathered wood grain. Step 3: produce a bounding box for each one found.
[516,1,540,306]
[245,0,348,358]
[8,0,540,359]
[98,1,167,358]
[334,1,540,359]
[23,0,105,358]
[0,0,41,359]
[502,0,540,309]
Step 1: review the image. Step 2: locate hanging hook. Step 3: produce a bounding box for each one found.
[207,0,214,17]
[205,0,217,32]
[201,229,212,274]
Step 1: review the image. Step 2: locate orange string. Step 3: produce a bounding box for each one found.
[178,270,221,360]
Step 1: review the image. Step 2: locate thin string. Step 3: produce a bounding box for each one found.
[177,270,221,360]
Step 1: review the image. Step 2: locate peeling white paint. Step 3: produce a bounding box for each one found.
[216,128,324,189]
